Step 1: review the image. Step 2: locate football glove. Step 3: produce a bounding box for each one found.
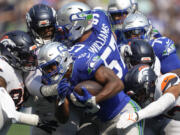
[37,119,58,134]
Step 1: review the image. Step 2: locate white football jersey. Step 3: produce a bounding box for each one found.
[154,73,180,120]
[0,58,25,109]
[153,56,161,76]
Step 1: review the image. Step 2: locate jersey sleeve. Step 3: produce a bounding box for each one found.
[155,73,180,100]
[0,87,17,119]
[151,37,180,73]
[25,70,43,97]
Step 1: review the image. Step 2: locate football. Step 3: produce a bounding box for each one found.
[74,80,103,96]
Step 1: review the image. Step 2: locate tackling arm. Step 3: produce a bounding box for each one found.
[117,81,180,129]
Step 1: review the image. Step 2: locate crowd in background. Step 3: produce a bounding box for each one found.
[0,0,180,47]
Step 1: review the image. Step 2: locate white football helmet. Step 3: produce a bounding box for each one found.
[122,12,152,41]
[38,42,73,84]
[57,2,92,41]
[108,0,138,30]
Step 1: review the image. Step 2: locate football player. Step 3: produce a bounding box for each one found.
[107,0,161,45]
[121,12,180,74]
[0,30,57,134]
[26,4,56,47]
[57,2,144,134]
[25,2,92,135]
[117,64,180,135]
[121,39,161,76]
[37,41,144,135]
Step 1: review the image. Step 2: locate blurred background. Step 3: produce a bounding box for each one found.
[0,0,180,47]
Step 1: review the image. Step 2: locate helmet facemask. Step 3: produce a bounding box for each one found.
[38,42,73,85]
[0,34,37,72]
[108,0,138,30]
[26,4,57,46]
[65,12,93,41]
[125,64,157,107]
[122,13,153,42]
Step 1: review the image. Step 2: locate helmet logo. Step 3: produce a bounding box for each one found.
[141,57,151,62]
[38,20,50,27]
[0,35,9,41]
[138,65,149,71]
[29,45,37,51]
[0,38,16,48]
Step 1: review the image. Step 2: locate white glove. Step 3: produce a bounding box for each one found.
[116,112,139,129]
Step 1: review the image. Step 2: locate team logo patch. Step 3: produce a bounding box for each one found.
[38,20,50,27]
[162,39,175,56]
[88,55,101,74]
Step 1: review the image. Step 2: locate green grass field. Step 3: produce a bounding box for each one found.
[7,124,30,135]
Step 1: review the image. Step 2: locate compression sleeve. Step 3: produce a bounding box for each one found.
[137,93,176,121]
[15,111,39,126]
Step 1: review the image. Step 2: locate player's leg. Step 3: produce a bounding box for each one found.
[121,100,144,135]
[30,98,55,135]
[97,99,144,135]
[53,103,81,135]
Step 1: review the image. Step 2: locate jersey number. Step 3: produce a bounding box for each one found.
[9,88,24,110]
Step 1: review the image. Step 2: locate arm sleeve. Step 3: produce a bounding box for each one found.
[137,93,176,121]
[15,111,39,126]
[25,70,43,97]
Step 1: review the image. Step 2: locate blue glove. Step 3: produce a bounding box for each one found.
[72,87,100,114]
[57,78,73,100]
[73,87,92,103]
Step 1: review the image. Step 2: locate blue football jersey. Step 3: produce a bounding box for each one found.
[69,9,130,121]
[150,37,180,73]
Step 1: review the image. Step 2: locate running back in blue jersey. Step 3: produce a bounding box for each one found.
[69,9,128,80]
[68,9,130,122]
[150,37,180,73]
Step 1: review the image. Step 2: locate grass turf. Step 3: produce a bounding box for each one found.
[7,124,30,135]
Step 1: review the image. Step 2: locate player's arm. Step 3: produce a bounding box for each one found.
[55,97,70,124]
[153,37,180,74]
[15,111,58,134]
[25,70,58,97]
[0,76,7,88]
[94,66,124,103]
[169,69,180,77]
[117,74,180,129]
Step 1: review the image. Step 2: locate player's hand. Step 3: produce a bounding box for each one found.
[73,87,93,103]
[37,120,58,134]
[116,112,139,129]
[57,78,72,105]
[72,87,100,114]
